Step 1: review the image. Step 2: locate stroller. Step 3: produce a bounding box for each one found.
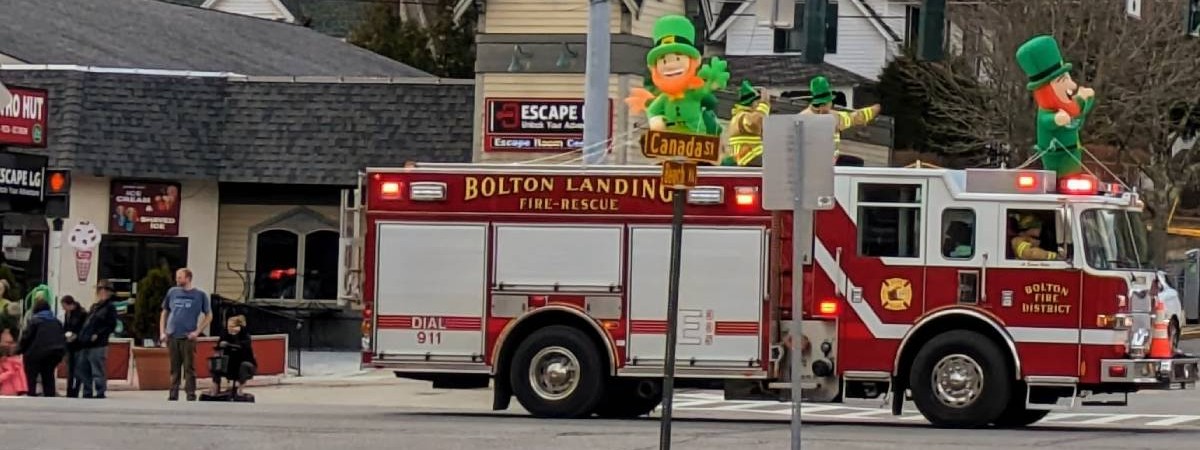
[199,340,256,403]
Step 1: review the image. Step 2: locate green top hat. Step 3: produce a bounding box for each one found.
[809,76,834,105]
[736,80,760,106]
[1015,35,1073,90]
[646,15,702,66]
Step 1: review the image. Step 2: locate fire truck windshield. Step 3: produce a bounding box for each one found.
[1079,208,1153,271]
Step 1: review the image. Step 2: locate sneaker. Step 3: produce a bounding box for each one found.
[95,394,106,399]
[186,394,197,401]
[168,393,178,401]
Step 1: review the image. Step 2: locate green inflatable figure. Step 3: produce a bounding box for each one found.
[635,71,722,136]
[1015,35,1096,177]
[624,15,730,136]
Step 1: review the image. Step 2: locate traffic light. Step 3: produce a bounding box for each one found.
[44,168,70,217]
[918,0,946,61]
[804,0,828,64]
[1188,0,1200,38]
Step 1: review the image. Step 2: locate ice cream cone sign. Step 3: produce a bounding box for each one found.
[68,221,101,285]
[1015,35,1096,177]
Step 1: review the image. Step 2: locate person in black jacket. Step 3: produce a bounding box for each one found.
[60,295,88,398]
[77,281,118,399]
[17,299,67,397]
[211,315,256,396]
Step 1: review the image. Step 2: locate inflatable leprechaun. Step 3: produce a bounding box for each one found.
[799,75,881,162]
[627,67,723,136]
[1015,35,1096,177]
[625,14,730,137]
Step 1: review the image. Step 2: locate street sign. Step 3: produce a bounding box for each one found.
[762,114,837,211]
[660,159,697,189]
[641,129,721,165]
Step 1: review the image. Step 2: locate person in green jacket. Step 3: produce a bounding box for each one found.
[1015,35,1096,177]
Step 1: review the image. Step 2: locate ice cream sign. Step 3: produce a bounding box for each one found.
[68,221,100,285]
[109,180,181,236]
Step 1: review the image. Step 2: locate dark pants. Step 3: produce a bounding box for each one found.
[24,350,64,397]
[77,345,109,397]
[66,349,82,397]
[168,337,196,397]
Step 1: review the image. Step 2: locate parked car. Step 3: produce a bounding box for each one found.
[1157,270,1185,351]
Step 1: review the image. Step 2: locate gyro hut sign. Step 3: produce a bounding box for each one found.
[0,85,48,148]
[109,180,181,236]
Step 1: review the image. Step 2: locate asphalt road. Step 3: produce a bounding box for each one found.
[0,339,1196,450]
[6,396,1200,450]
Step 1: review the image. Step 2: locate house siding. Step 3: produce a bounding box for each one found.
[722,0,894,80]
[214,203,339,300]
[631,0,687,38]
[483,0,625,34]
[475,73,656,164]
[206,0,291,21]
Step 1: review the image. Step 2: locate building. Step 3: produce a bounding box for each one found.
[456,0,893,166]
[0,0,473,349]
[163,0,379,38]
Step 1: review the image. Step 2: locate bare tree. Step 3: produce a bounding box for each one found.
[881,0,1200,264]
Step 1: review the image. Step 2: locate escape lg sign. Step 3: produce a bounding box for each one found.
[484,98,612,152]
[0,85,48,148]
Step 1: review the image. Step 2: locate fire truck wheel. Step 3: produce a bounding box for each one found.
[908,330,1012,428]
[509,325,606,418]
[593,379,662,418]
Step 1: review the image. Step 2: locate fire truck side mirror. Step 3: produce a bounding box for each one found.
[1057,206,1075,266]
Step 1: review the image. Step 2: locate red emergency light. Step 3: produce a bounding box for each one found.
[816,299,839,317]
[380,181,402,200]
[734,186,757,206]
[1016,174,1038,190]
[1058,174,1099,195]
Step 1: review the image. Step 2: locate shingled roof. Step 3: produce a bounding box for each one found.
[0,0,428,77]
[724,55,871,89]
[0,69,473,185]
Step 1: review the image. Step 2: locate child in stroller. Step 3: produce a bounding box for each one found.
[201,315,257,402]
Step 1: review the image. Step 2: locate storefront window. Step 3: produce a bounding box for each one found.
[249,208,339,301]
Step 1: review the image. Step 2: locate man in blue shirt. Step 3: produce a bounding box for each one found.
[159,268,212,401]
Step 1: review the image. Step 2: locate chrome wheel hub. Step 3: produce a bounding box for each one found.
[931,353,984,408]
[529,346,581,401]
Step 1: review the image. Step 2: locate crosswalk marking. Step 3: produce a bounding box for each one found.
[1145,416,1200,426]
[1074,414,1142,424]
[668,393,1200,429]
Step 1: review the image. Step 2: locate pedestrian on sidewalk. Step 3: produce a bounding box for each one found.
[0,328,28,396]
[159,268,212,401]
[211,315,256,397]
[61,295,88,397]
[16,300,67,397]
[78,281,119,399]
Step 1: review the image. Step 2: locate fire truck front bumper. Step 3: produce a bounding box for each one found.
[1099,358,1200,387]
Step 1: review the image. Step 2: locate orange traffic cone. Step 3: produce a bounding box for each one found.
[1149,301,1173,359]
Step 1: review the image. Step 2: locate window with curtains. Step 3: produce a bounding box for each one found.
[248,207,339,301]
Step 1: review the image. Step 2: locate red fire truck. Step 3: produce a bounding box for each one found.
[343,162,1198,428]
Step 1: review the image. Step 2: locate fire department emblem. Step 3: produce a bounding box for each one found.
[880,278,913,311]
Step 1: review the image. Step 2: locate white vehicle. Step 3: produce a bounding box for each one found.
[1157,270,1185,350]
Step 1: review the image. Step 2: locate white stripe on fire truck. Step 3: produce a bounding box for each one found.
[812,238,1124,346]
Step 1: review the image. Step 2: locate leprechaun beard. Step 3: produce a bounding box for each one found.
[1033,84,1081,118]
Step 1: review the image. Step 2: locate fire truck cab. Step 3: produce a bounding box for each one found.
[343,162,1199,428]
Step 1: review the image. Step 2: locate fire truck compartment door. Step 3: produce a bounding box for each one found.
[627,226,766,368]
[494,224,623,290]
[373,222,487,363]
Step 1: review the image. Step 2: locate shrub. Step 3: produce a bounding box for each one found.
[132,267,172,346]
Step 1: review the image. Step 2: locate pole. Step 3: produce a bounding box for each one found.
[658,188,686,450]
[582,0,611,165]
[49,218,63,317]
[790,122,807,449]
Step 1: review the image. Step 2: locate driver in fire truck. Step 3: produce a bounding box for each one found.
[1011,214,1066,261]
